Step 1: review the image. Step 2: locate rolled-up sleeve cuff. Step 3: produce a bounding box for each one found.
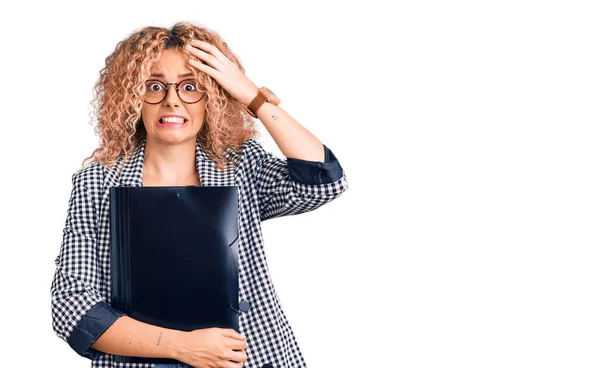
[287,144,344,185]
[67,301,127,360]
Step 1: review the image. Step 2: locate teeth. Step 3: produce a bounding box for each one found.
[160,117,186,124]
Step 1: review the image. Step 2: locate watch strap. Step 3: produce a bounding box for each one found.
[247,88,268,118]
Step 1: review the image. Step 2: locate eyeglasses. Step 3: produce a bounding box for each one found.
[143,79,206,104]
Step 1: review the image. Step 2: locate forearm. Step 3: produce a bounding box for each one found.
[253,101,325,163]
[91,315,185,360]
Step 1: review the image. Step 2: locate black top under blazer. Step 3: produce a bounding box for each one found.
[50,137,349,368]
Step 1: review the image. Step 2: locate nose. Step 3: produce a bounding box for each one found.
[163,85,181,107]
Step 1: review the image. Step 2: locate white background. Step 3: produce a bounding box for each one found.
[1,0,599,367]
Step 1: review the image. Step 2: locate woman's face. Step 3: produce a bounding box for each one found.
[140,48,206,144]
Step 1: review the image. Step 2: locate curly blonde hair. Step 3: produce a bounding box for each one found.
[82,21,260,172]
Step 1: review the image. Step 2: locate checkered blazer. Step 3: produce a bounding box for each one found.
[50,137,349,368]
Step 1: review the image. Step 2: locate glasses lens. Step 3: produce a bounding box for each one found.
[144,81,166,104]
[178,79,205,103]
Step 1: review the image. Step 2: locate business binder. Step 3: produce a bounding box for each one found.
[109,185,240,364]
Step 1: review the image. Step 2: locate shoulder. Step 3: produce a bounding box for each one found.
[236,138,272,166]
[230,138,278,181]
[241,138,269,156]
[70,161,106,193]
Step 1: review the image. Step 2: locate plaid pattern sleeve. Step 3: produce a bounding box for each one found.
[50,168,126,360]
[249,139,349,221]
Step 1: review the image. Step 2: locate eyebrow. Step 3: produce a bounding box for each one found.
[149,72,195,79]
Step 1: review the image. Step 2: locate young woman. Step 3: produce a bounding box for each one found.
[50,21,348,368]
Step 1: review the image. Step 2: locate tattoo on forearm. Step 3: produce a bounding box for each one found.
[272,115,278,120]
[157,331,162,346]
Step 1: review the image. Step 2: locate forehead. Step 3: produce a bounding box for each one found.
[149,49,194,78]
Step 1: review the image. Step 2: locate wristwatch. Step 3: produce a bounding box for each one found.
[244,87,281,118]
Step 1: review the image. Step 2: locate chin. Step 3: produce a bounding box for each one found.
[149,132,198,145]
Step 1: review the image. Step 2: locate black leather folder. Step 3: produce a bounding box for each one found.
[109,185,240,364]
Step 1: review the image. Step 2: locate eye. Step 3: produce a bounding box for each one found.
[147,82,164,92]
[182,81,198,92]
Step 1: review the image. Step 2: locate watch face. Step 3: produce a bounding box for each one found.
[263,87,281,104]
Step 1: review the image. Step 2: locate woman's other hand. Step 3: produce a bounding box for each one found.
[172,327,247,368]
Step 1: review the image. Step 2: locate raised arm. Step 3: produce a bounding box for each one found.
[247,139,348,221]
[241,85,349,221]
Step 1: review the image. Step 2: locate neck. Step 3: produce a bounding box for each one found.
[142,136,198,183]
